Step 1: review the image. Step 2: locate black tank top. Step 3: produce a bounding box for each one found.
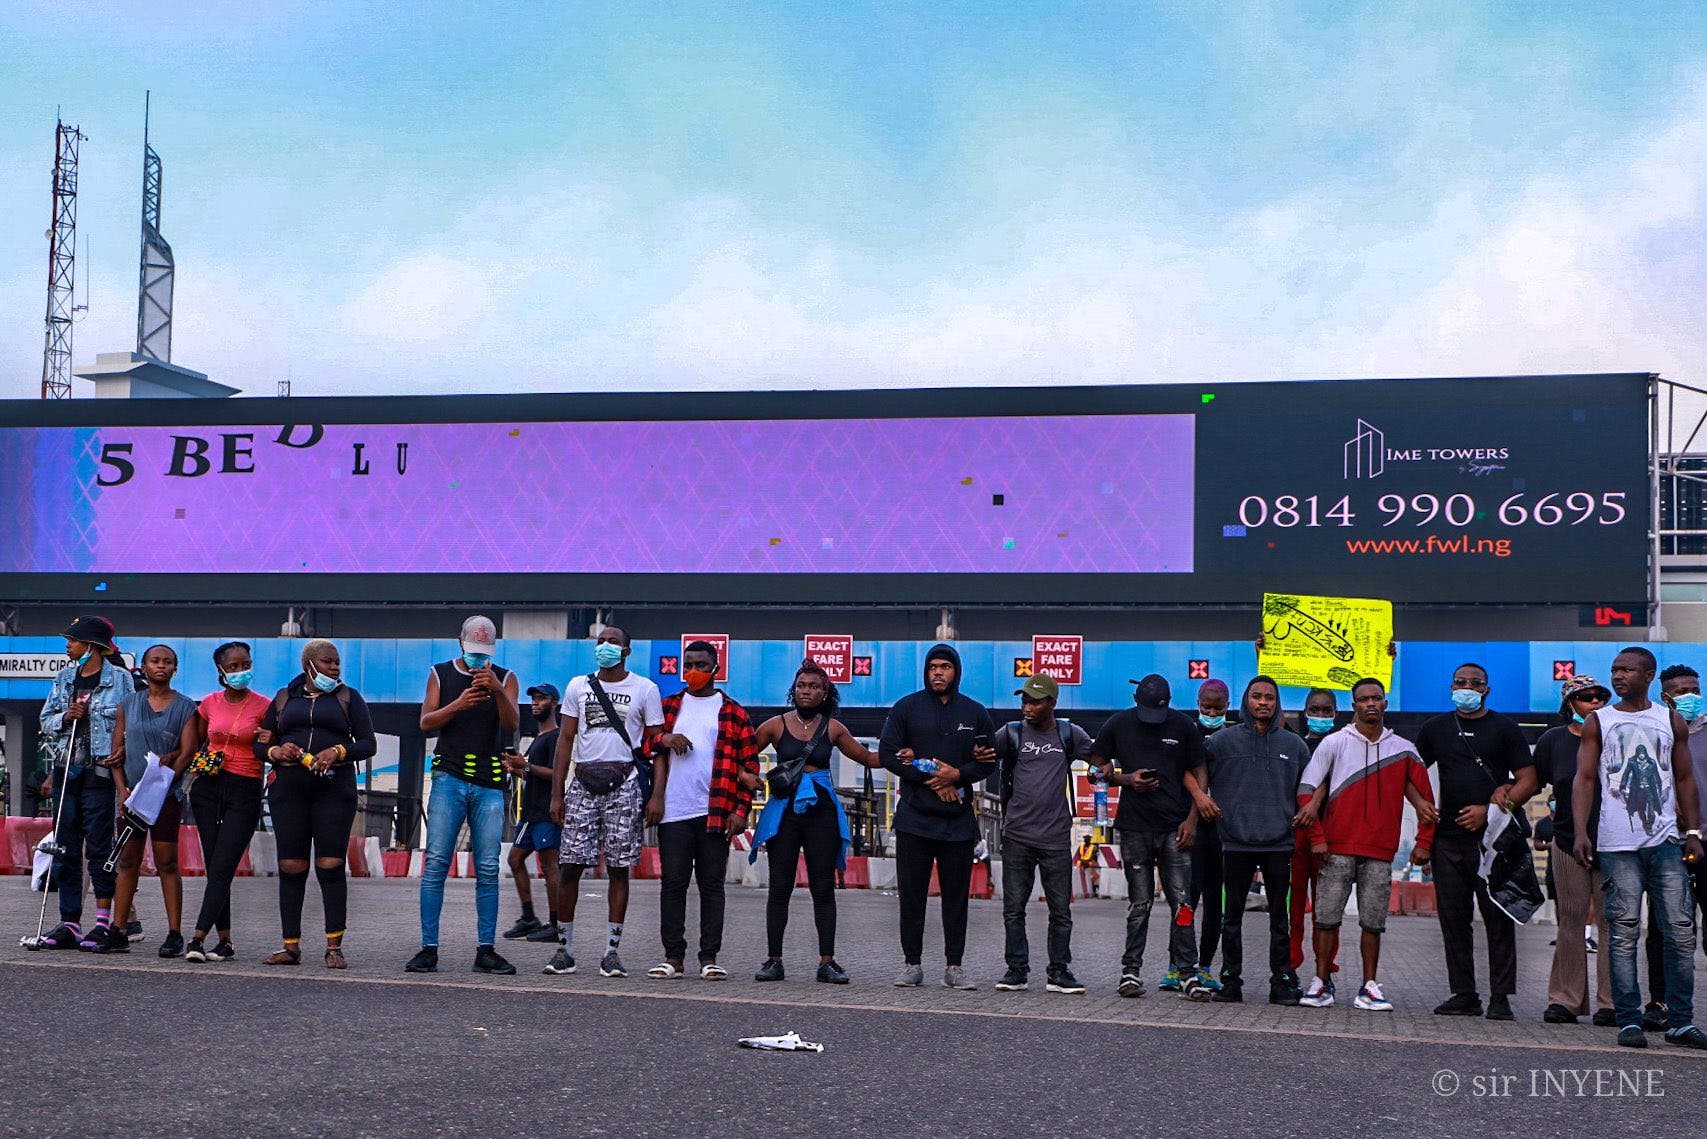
[775,716,833,771]
[432,660,511,787]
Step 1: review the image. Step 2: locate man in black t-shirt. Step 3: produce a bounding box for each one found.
[1415,662,1538,1021]
[1090,674,1207,1000]
[501,684,564,944]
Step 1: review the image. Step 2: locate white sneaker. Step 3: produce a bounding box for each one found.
[1299,977,1335,1008]
[1354,980,1393,1011]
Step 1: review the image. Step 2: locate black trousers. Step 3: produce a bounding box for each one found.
[766,792,841,958]
[267,766,358,939]
[657,817,729,964]
[1220,849,1293,985]
[1191,820,1225,968]
[895,831,975,966]
[189,773,264,935]
[1433,839,1516,997]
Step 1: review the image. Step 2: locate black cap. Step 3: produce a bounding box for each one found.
[1131,674,1171,723]
[62,615,119,656]
[526,683,561,702]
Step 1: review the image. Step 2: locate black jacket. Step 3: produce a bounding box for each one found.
[878,644,997,842]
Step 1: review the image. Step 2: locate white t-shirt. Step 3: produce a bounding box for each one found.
[565,673,664,770]
[663,692,724,824]
[1594,703,1678,852]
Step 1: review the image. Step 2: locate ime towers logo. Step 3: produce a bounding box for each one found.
[1341,419,1509,481]
[1344,420,1385,480]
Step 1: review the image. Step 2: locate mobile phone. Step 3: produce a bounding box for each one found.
[973,733,991,750]
[1137,768,1156,781]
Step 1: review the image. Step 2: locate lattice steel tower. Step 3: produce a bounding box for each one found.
[136,92,174,362]
[40,117,85,399]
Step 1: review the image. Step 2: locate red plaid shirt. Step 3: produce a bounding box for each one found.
[657,690,759,830]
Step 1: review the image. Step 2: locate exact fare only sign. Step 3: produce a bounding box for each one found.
[1031,635,1083,685]
[804,635,855,684]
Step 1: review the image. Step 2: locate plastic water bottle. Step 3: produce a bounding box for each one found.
[1091,768,1109,828]
[911,757,940,774]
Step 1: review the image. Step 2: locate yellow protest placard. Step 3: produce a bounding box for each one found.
[1258,592,1393,692]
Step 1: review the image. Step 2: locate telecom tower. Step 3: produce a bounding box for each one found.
[40,117,85,399]
[136,91,173,362]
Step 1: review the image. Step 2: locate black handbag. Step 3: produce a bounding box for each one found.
[767,715,830,800]
[579,675,654,798]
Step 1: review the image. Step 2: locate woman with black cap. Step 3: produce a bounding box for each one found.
[35,616,134,950]
[255,639,376,968]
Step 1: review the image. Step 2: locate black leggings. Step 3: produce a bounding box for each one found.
[189,773,264,936]
[766,788,841,959]
[895,831,975,966]
[267,766,358,939]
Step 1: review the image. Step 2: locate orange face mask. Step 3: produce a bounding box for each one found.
[684,667,716,690]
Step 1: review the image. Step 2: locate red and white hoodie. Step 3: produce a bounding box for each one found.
[1297,723,1435,862]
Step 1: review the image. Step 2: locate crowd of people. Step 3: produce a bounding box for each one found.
[26,614,1707,1049]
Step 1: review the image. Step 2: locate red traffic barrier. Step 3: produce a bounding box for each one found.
[8,818,52,875]
[970,860,993,899]
[795,855,811,887]
[176,826,206,877]
[381,850,412,878]
[841,855,870,889]
[345,835,370,878]
[235,848,254,877]
[634,846,662,880]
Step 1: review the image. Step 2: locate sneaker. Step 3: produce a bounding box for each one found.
[1353,981,1393,1011]
[1486,994,1514,1022]
[89,926,130,954]
[1299,978,1335,1008]
[598,951,626,978]
[125,919,144,942]
[501,915,543,940]
[1644,1001,1670,1032]
[943,965,977,990]
[755,959,785,982]
[158,930,185,959]
[894,963,925,988]
[542,948,577,975]
[816,960,850,985]
[1182,975,1213,1002]
[1195,968,1223,992]
[473,946,517,975]
[995,968,1030,992]
[1592,1009,1617,1027]
[404,946,439,974]
[184,937,208,963]
[1045,968,1085,995]
[1433,993,1483,1017]
[525,922,562,943]
[1269,977,1302,1006]
[1543,1003,1579,1024]
[210,939,236,963]
[1618,1025,1649,1049]
[1118,973,1146,998]
[1158,966,1183,992]
[1665,1025,1707,1050]
[1211,982,1244,1003]
[1585,931,1598,953]
[40,922,80,950]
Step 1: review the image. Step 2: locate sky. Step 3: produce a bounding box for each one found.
[1,1,1705,399]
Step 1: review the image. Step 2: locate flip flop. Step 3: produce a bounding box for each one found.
[647,962,684,979]
[700,962,728,980]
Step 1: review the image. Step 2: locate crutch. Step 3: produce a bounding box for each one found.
[21,716,77,949]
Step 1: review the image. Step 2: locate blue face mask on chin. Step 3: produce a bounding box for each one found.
[594,642,623,669]
[1571,712,1586,724]
[1451,688,1483,714]
[310,669,340,693]
[1306,715,1335,735]
[462,652,490,670]
[1199,713,1225,730]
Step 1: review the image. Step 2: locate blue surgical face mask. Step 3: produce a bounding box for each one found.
[594,642,624,669]
[223,669,253,691]
[1199,714,1225,730]
[1306,715,1335,735]
[1571,712,1586,724]
[1451,688,1483,714]
[310,668,340,693]
[1673,693,1704,721]
[462,652,490,670]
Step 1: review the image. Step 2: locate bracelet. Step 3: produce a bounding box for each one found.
[335,744,347,761]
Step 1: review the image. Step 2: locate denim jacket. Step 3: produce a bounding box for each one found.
[38,660,135,779]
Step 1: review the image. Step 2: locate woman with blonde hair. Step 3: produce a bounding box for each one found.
[255,640,376,968]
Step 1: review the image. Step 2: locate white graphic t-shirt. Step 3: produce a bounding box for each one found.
[565,673,664,769]
[1594,703,1678,852]
[663,692,723,824]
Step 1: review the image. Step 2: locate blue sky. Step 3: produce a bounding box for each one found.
[2,1,1705,397]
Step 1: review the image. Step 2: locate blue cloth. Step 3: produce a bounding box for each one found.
[512,819,562,852]
[750,769,849,871]
[1602,842,1697,1029]
[419,774,506,946]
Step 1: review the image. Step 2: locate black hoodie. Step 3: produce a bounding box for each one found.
[878,643,997,842]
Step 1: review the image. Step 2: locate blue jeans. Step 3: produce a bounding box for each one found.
[419,775,505,947]
[1601,842,1697,1030]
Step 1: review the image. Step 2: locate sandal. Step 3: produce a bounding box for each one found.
[262,947,302,966]
[647,961,684,979]
[700,962,728,980]
[325,947,347,970]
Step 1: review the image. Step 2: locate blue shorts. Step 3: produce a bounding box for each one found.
[513,820,561,852]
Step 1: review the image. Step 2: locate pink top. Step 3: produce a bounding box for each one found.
[198,689,272,779]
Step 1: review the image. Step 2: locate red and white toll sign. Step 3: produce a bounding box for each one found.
[803,634,855,684]
[680,634,730,682]
[1031,635,1083,685]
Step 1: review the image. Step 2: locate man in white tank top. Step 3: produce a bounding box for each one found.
[1573,646,1707,1049]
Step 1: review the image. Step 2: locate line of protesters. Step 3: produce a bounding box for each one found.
[29,616,1707,1047]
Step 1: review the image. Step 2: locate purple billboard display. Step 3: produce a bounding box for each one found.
[0,415,1196,576]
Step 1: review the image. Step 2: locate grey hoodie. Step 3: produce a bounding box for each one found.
[1203,679,1312,853]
